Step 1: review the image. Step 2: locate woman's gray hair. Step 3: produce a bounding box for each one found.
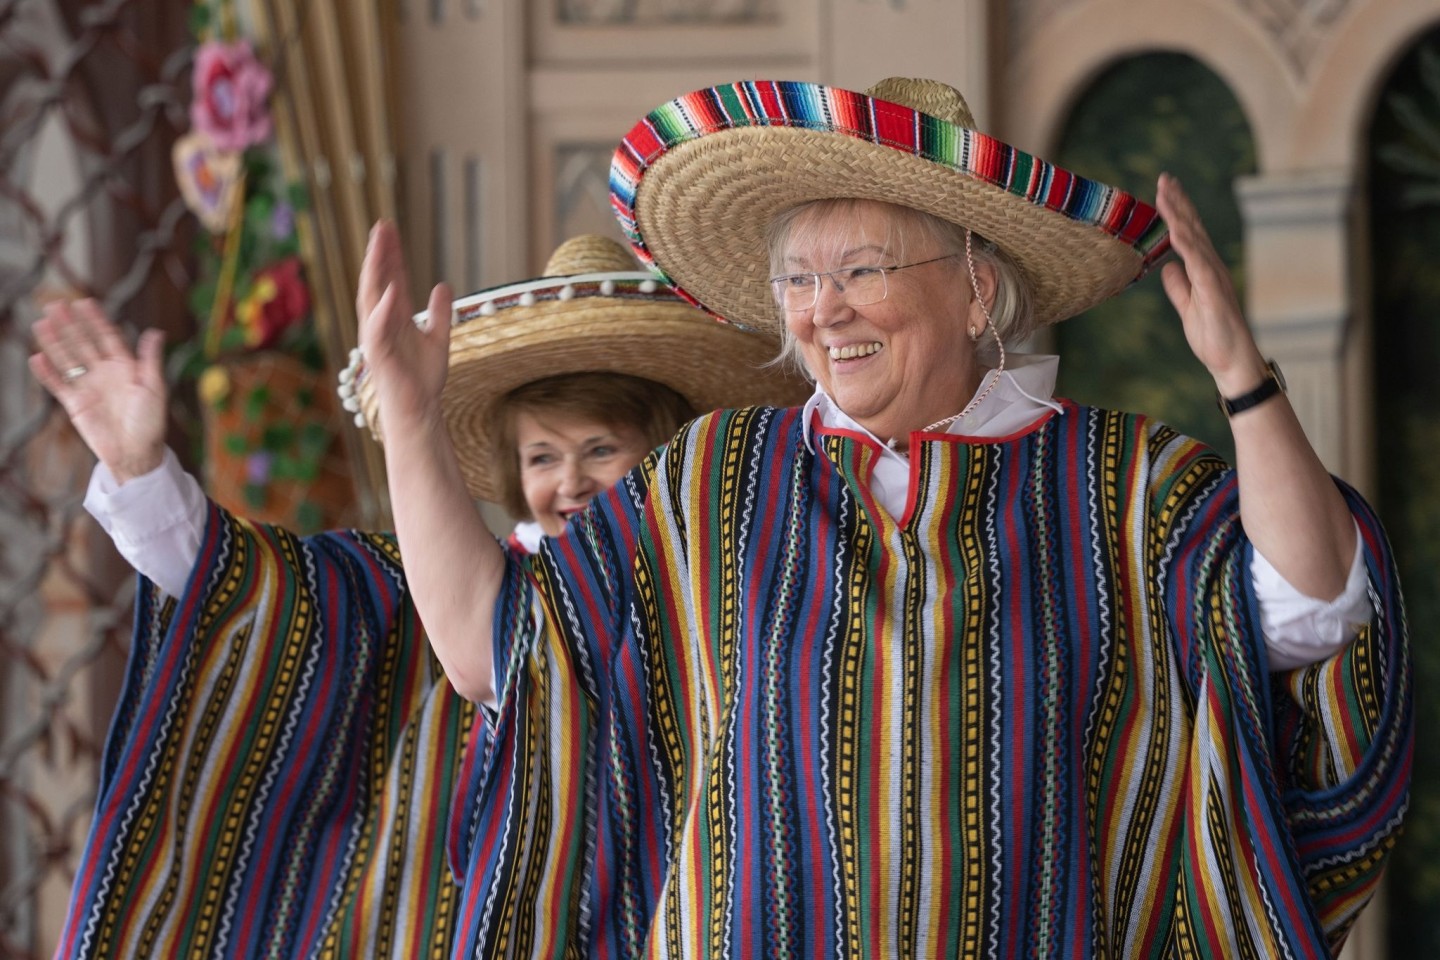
[765,199,1035,378]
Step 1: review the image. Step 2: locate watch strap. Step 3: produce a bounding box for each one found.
[1217,360,1285,417]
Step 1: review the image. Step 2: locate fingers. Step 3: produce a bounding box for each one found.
[362,281,400,353]
[1158,175,1218,267]
[356,222,386,320]
[135,328,167,395]
[1156,173,1231,295]
[73,298,128,361]
[34,298,128,374]
[1157,174,1198,254]
[34,301,85,376]
[357,220,411,326]
[1159,260,1192,314]
[424,282,454,346]
[28,350,67,399]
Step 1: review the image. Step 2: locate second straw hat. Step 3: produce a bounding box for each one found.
[345,234,811,502]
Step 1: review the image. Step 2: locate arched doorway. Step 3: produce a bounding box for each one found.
[1370,23,1440,952]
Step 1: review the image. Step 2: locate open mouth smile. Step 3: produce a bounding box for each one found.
[828,342,882,361]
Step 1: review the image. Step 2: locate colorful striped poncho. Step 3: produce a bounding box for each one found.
[55,514,478,959]
[55,402,1410,959]
[452,402,1410,958]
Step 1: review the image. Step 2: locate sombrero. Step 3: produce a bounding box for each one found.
[341,234,811,501]
[610,77,1172,332]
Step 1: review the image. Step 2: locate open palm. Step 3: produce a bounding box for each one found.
[1155,172,1264,384]
[355,220,453,435]
[29,300,168,483]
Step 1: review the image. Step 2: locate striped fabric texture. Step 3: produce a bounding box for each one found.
[454,402,1410,958]
[53,403,1410,959]
[55,512,475,959]
[610,80,1172,286]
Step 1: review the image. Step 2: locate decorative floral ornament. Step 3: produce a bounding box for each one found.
[198,364,232,407]
[172,130,244,233]
[190,39,273,153]
[270,200,295,239]
[236,256,311,349]
[245,451,274,485]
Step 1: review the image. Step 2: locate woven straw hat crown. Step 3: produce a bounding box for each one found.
[542,233,634,277]
[865,77,976,127]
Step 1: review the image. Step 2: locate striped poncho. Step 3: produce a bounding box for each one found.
[54,401,1409,959]
[452,402,1410,958]
[55,515,478,959]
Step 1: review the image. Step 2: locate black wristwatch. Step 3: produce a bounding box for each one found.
[1217,359,1286,418]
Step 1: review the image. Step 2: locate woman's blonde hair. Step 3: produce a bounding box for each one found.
[765,199,1034,377]
[493,372,696,519]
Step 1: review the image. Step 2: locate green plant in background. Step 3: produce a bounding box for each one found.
[165,0,339,533]
[1377,43,1440,209]
[1373,27,1440,954]
[1053,53,1256,464]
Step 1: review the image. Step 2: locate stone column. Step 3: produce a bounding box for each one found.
[1234,169,1367,485]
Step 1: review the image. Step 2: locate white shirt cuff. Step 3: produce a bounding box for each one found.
[84,447,208,597]
[1253,521,1371,671]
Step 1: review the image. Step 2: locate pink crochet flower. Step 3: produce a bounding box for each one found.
[190,40,273,153]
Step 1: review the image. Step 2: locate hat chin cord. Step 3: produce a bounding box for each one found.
[913,229,1007,437]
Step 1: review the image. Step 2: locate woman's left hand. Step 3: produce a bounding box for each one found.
[1155,172,1268,396]
[1157,173,1358,602]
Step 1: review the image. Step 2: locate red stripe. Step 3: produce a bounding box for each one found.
[622,119,663,167]
[870,101,918,152]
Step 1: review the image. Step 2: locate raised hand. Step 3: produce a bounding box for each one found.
[29,299,168,483]
[356,220,454,435]
[1155,172,1269,396]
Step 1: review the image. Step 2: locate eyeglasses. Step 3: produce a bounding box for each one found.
[768,254,959,312]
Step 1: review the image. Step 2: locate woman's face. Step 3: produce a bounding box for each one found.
[515,411,652,536]
[779,200,986,445]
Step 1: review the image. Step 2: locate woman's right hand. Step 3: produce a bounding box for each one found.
[356,220,454,434]
[29,299,168,484]
[356,221,498,704]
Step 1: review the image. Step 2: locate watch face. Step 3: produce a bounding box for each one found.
[1268,360,1286,392]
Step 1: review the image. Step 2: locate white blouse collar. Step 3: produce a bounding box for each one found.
[801,352,1065,456]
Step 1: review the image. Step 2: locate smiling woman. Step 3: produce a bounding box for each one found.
[502,371,692,536]
[344,75,1408,957]
[516,411,651,535]
[341,232,809,552]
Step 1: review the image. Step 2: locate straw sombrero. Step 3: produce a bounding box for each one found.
[340,234,810,501]
[610,77,1172,332]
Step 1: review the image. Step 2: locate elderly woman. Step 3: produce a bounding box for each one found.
[34,233,807,959]
[364,80,1407,957]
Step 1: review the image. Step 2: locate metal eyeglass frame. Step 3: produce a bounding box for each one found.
[768,253,960,311]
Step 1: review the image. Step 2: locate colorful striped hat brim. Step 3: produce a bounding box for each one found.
[610,78,1172,331]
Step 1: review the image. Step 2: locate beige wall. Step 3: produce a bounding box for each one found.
[392,3,1440,952]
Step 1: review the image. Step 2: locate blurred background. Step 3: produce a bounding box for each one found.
[1,0,1437,956]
